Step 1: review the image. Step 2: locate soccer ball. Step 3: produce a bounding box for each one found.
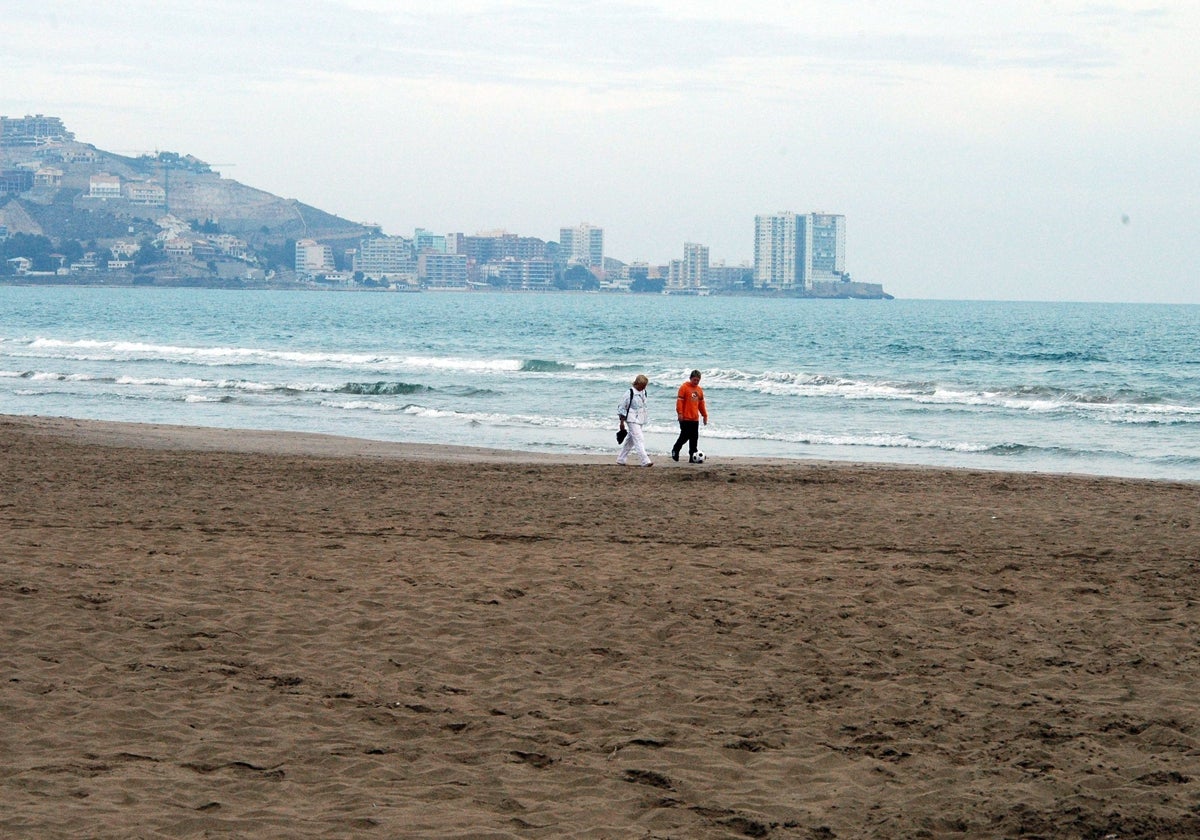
[690,451,706,464]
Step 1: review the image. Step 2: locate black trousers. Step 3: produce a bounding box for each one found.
[673,420,700,457]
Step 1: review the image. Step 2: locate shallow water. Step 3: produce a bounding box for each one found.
[2,286,1198,480]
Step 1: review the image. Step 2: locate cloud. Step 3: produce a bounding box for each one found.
[3,0,1198,300]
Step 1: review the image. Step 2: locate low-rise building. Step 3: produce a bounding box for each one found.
[34,167,63,188]
[482,257,555,290]
[62,147,99,164]
[707,262,753,290]
[126,182,165,206]
[206,233,249,260]
[164,238,194,260]
[89,173,121,199]
[295,239,335,275]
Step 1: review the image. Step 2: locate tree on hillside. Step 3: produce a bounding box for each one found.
[258,238,297,271]
[134,236,165,267]
[58,239,85,265]
[1,233,57,272]
[192,218,222,234]
[556,263,599,291]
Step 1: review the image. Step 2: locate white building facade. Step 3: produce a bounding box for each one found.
[753,211,847,291]
[354,235,415,279]
[559,222,604,269]
[88,173,121,199]
[295,239,335,275]
[680,242,709,289]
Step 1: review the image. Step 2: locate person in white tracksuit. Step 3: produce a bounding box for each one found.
[616,374,653,467]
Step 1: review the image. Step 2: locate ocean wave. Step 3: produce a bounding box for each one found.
[520,359,576,373]
[575,360,634,371]
[312,401,628,432]
[698,425,1150,463]
[18,337,527,374]
[335,381,429,395]
[114,375,277,391]
[698,367,1200,422]
[115,375,453,398]
[183,394,235,403]
[1003,350,1107,363]
[8,370,103,383]
[518,357,671,375]
[703,426,994,454]
[8,367,501,403]
[10,338,640,382]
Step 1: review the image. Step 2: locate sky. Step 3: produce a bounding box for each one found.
[4,0,1198,303]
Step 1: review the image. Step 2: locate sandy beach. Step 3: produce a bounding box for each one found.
[2,414,1199,839]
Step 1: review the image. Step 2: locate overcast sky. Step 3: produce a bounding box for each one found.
[4,1,1198,302]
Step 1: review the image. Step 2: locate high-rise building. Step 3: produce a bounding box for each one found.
[754,212,803,289]
[808,213,846,283]
[681,242,709,289]
[559,222,604,269]
[753,211,846,290]
[354,235,414,279]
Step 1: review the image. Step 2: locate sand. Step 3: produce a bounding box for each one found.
[2,414,1199,839]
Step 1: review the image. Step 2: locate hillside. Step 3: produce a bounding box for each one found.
[1,137,375,283]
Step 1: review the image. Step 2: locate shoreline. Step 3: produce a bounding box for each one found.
[4,413,1192,486]
[4,412,1200,837]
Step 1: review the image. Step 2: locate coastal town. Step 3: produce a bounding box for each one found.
[1,114,888,298]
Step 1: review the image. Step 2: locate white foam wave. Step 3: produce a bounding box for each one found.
[113,375,283,392]
[23,337,524,374]
[701,425,992,453]
[702,367,1200,422]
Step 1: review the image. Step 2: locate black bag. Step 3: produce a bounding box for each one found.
[616,386,633,444]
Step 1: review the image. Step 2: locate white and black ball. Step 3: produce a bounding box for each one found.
[690,451,706,464]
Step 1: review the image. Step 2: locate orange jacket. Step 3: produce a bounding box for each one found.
[676,381,707,422]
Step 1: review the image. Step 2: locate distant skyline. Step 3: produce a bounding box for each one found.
[4,1,1198,303]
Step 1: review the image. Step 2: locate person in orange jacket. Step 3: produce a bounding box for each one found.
[671,369,708,462]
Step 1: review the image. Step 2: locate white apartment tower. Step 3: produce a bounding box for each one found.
[559,222,604,269]
[753,211,846,290]
[682,242,709,289]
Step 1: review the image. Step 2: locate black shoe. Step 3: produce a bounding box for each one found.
[670,450,679,461]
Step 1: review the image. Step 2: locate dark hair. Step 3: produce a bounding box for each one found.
[690,369,702,379]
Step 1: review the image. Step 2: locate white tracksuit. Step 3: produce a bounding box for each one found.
[616,387,651,466]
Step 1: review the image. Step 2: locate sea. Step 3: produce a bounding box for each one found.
[2,285,1199,482]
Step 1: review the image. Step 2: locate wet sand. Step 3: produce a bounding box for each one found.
[2,414,1199,839]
